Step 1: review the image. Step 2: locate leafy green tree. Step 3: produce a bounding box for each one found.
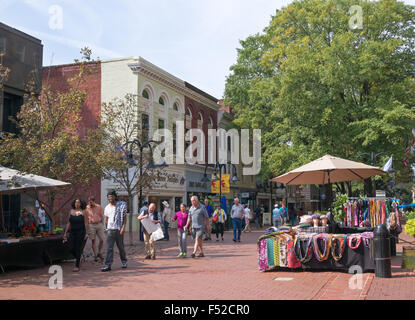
[225,0,415,195]
[0,48,106,228]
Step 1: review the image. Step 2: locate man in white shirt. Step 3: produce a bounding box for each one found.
[101,190,127,272]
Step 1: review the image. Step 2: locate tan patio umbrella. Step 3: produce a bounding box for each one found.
[0,166,71,232]
[272,155,386,218]
[272,155,385,185]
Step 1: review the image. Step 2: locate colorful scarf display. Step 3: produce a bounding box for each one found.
[345,199,391,227]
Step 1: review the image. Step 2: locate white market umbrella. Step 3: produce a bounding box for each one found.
[0,166,70,194]
[0,166,70,232]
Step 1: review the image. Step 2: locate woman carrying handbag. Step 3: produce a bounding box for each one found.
[212,204,227,241]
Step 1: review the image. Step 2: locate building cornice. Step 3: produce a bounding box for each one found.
[129,57,220,112]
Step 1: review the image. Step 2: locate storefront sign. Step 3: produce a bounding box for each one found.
[241,192,250,198]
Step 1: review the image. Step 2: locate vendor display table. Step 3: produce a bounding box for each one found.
[299,239,375,272]
[258,228,375,273]
[0,235,73,269]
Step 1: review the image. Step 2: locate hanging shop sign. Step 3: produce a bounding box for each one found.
[211,174,230,194]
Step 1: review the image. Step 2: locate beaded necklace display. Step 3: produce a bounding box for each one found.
[312,234,331,261]
[331,235,347,262]
[294,236,313,263]
[360,232,374,248]
[347,235,362,250]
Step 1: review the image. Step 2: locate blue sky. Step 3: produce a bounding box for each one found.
[1,0,415,99]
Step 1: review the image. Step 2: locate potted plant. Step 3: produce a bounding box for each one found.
[333,194,348,222]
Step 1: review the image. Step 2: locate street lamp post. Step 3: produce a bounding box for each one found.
[123,139,168,242]
[356,152,395,197]
[201,162,239,229]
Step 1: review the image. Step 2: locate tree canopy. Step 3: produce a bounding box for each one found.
[225,0,415,190]
[0,48,106,226]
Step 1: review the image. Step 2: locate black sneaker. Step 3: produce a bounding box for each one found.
[233,239,236,242]
[101,265,111,272]
[121,261,127,269]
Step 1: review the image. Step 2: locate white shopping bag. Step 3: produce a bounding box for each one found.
[152,226,165,241]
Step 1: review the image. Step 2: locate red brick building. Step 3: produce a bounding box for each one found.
[42,61,101,225]
[184,81,218,164]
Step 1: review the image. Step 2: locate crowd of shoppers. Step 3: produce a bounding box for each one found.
[60,192,282,273]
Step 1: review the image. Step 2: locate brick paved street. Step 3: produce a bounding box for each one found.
[0,228,414,300]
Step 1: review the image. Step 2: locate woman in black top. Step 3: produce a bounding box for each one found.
[64,199,89,272]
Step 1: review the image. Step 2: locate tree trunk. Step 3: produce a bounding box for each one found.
[346,181,353,197]
[364,178,373,197]
[128,191,133,246]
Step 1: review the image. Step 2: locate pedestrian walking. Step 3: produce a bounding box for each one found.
[243,204,252,233]
[281,202,289,224]
[231,198,244,242]
[288,206,297,226]
[185,196,209,258]
[161,201,171,241]
[254,206,263,229]
[212,204,227,241]
[203,199,214,241]
[272,203,282,228]
[101,190,128,272]
[85,196,105,262]
[138,203,161,260]
[172,204,189,258]
[63,198,88,272]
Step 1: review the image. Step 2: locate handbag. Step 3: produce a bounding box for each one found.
[212,214,219,223]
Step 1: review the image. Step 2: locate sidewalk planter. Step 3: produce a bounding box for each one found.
[402,246,415,270]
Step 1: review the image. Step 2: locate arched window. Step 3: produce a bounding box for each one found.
[197,113,203,129]
[142,89,150,100]
[173,102,179,112]
[185,108,192,129]
[159,97,165,106]
[227,136,232,152]
[208,117,213,129]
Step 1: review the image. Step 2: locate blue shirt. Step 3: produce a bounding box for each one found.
[280,207,288,218]
[272,208,281,219]
[205,204,214,218]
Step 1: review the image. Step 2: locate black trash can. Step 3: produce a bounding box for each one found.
[373,224,392,278]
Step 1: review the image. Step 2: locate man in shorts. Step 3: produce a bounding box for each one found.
[85,196,105,261]
[185,196,209,258]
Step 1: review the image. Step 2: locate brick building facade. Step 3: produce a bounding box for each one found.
[41,62,102,226]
